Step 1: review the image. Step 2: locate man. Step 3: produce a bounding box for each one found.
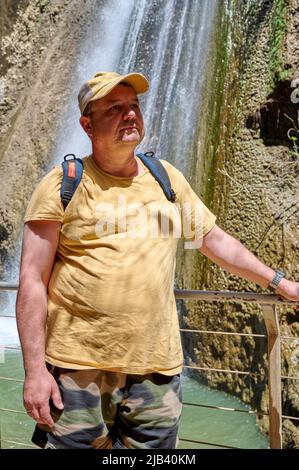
[16,71,299,449]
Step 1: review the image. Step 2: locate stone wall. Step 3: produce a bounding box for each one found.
[0,0,100,276]
[179,0,299,448]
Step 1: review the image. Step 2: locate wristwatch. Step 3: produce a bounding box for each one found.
[268,269,285,291]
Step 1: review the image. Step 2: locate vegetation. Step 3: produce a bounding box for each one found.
[201,2,231,207]
[268,0,289,85]
[37,0,50,13]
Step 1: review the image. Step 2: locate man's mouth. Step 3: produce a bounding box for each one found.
[121,127,138,132]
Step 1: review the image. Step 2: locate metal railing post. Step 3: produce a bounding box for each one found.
[262,304,282,449]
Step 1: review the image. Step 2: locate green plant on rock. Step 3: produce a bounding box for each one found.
[269,0,289,86]
[37,0,50,13]
[288,131,299,157]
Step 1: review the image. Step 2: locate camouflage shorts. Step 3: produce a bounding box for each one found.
[32,365,182,449]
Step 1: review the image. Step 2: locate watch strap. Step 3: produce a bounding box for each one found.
[269,270,285,291]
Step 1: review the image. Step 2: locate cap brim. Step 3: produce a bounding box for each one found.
[90,73,149,104]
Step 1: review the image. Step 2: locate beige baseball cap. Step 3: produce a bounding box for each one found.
[78,71,149,115]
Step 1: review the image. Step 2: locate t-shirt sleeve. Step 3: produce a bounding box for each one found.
[161,160,216,248]
[24,166,64,223]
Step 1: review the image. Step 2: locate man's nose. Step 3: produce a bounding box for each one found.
[123,107,136,120]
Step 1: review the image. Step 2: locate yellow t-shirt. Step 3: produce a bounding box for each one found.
[24,155,216,375]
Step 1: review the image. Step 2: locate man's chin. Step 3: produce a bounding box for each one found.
[121,132,141,143]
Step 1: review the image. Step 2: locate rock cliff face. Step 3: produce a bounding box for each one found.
[0,0,99,277]
[179,0,299,448]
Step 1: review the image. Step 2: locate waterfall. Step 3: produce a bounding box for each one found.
[120,0,218,173]
[51,0,136,165]
[52,0,218,174]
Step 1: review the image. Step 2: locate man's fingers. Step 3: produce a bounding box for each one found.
[38,404,55,428]
[26,408,40,422]
[51,382,64,410]
[25,403,54,427]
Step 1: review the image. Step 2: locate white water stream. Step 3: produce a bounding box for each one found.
[52,0,217,172]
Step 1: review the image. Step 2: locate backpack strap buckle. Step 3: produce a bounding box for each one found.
[137,152,176,202]
[61,154,83,208]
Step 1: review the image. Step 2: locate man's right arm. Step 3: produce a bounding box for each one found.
[16,220,64,427]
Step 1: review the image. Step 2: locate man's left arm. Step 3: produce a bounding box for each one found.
[199,225,299,301]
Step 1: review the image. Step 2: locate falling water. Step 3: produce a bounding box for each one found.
[52,0,218,176]
[120,0,217,173]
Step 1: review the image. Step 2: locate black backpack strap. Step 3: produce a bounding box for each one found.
[137,152,176,202]
[61,154,84,209]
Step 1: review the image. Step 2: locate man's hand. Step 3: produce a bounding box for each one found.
[276,278,299,302]
[23,367,64,428]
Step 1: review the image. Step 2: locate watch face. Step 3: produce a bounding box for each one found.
[270,271,284,288]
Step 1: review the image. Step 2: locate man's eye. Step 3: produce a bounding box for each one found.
[110,105,120,111]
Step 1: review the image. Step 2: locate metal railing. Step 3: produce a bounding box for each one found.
[175,289,298,449]
[0,282,298,449]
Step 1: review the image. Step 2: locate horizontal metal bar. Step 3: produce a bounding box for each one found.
[0,376,23,383]
[0,346,21,351]
[0,282,18,291]
[175,289,297,305]
[1,283,297,305]
[1,370,296,384]
[180,328,266,338]
[0,328,295,344]
[1,404,297,423]
[179,437,238,449]
[183,404,296,422]
[0,326,295,343]
[282,415,299,421]
[183,364,264,378]
[183,401,269,417]
[0,325,296,344]
[181,329,298,342]
[183,366,297,380]
[0,407,26,415]
[0,438,36,448]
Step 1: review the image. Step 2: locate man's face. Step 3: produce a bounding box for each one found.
[81,84,145,147]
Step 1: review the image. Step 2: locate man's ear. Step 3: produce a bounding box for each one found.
[80,116,93,138]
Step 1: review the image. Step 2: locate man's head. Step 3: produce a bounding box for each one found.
[78,72,149,152]
[78,71,149,116]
